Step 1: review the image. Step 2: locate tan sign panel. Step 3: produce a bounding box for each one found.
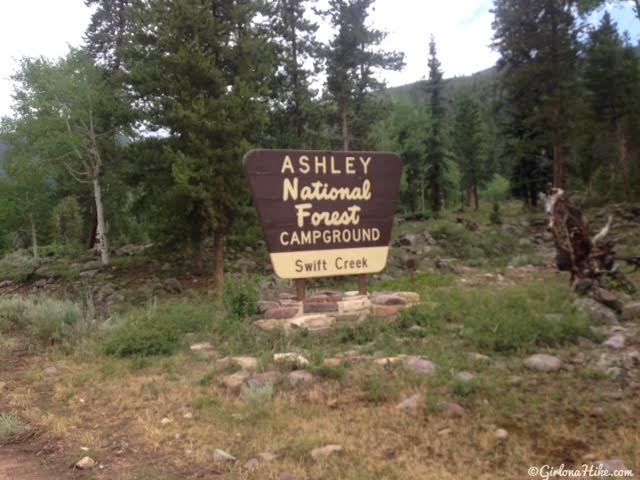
[244,149,402,279]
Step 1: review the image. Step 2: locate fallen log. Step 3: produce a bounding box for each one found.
[545,189,636,294]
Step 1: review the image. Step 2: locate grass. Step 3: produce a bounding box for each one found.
[0,295,86,344]
[0,413,26,444]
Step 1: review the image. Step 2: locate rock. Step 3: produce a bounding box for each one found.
[183,412,193,419]
[574,298,619,324]
[213,449,236,462]
[622,302,640,321]
[222,371,250,390]
[494,429,509,441]
[258,452,277,462]
[395,291,420,305]
[395,233,417,247]
[466,352,490,362]
[289,314,335,334]
[374,355,405,366]
[42,366,58,376]
[408,325,426,334]
[371,293,406,306]
[303,301,339,313]
[404,356,437,375]
[524,354,562,372]
[75,456,96,470]
[160,417,172,425]
[247,371,281,389]
[595,459,629,474]
[310,444,343,459]
[593,288,623,313]
[190,342,214,353]
[373,305,403,318]
[288,370,314,386]
[266,305,301,319]
[163,278,183,293]
[323,357,343,367]
[396,394,421,412]
[444,402,465,418]
[274,352,309,366]
[243,458,259,470]
[603,334,625,350]
[232,356,259,370]
[337,296,371,313]
[454,371,475,382]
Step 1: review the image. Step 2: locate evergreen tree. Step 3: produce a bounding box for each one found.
[492,0,579,190]
[451,91,487,210]
[583,12,639,199]
[121,0,274,294]
[267,0,323,148]
[424,36,448,212]
[323,0,404,150]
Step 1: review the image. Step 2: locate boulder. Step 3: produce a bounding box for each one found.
[574,298,618,324]
[373,305,403,318]
[622,302,640,321]
[289,314,335,334]
[524,354,562,372]
[247,371,281,389]
[371,293,406,306]
[404,356,437,375]
[266,305,301,319]
[288,370,314,386]
[222,371,250,390]
[273,352,310,366]
[603,334,625,350]
[75,456,96,470]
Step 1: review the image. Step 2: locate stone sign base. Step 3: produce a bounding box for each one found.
[254,290,420,335]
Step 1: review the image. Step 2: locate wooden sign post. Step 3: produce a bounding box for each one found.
[244,150,402,295]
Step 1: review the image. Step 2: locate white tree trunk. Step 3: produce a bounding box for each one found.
[30,213,39,262]
[93,178,110,266]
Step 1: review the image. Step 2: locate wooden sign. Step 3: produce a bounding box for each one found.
[244,149,402,279]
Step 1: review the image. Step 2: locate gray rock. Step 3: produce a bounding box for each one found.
[524,354,562,372]
[396,394,421,412]
[213,449,236,462]
[574,298,619,324]
[288,370,314,386]
[190,342,214,352]
[454,371,475,382]
[494,429,509,440]
[42,366,58,376]
[163,278,183,293]
[243,458,259,470]
[404,356,437,375]
[75,456,96,470]
[444,402,465,417]
[622,302,640,321]
[247,371,281,389]
[603,334,625,350]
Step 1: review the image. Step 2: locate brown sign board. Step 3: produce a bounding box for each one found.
[244,149,402,279]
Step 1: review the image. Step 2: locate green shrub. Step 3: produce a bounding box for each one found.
[223,274,258,320]
[242,382,274,410]
[396,304,445,334]
[0,296,83,344]
[489,202,503,225]
[0,413,25,443]
[480,174,510,203]
[103,299,214,357]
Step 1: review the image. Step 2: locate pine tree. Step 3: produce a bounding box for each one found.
[583,12,638,199]
[452,91,486,210]
[121,0,274,294]
[267,0,323,148]
[492,0,579,190]
[424,36,448,212]
[323,0,404,150]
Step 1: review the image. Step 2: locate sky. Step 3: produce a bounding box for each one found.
[1,0,639,118]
